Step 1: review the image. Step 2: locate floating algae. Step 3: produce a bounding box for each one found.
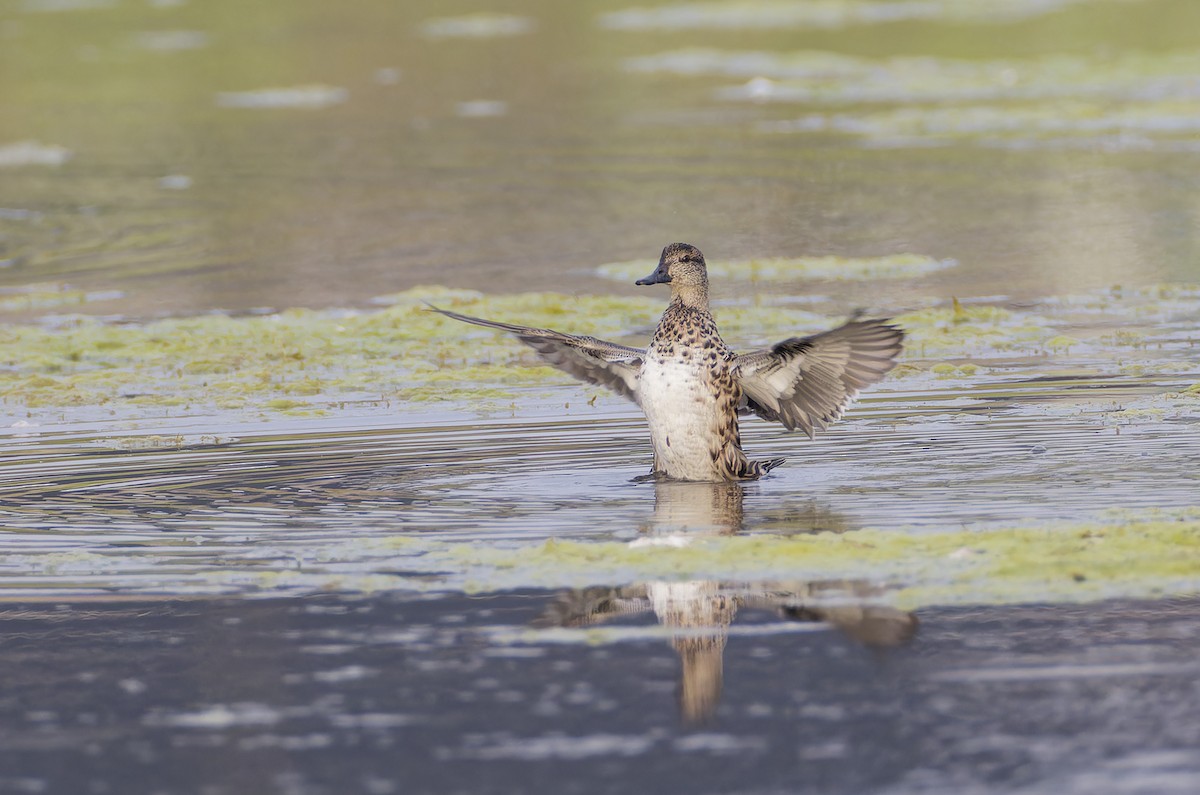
[623,45,1200,151]
[0,283,123,313]
[4,511,1188,608]
[0,287,659,420]
[632,48,1200,106]
[600,0,1118,31]
[418,13,535,39]
[760,100,1200,151]
[596,253,956,284]
[1,282,1196,421]
[428,513,1200,610]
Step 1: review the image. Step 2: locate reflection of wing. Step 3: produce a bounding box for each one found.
[736,319,904,437]
[780,604,918,647]
[428,306,645,402]
[744,579,919,648]
[533,586,651,629]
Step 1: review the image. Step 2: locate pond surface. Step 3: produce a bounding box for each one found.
[1,0,1199,793]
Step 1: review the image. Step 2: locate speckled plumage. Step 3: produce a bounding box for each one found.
[639,301,769,480]
[430,242,904,482]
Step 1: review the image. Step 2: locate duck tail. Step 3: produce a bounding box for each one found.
[747,457,786,478]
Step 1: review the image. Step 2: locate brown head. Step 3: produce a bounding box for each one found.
[636,243,710,306]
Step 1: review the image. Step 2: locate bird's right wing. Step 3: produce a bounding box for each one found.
[428,306,645,402]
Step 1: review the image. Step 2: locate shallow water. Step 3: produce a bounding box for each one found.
[1,356,1197,606]
[2,0,1200,792]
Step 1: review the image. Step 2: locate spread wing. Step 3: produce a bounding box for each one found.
[428,306,645,402]
[736,318,904,438]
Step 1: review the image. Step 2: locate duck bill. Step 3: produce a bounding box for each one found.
[635,265,671,286]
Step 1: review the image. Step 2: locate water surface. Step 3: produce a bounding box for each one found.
[3,0,1200,318]
[1,0,1199,792]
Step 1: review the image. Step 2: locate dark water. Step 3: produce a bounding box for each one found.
[3,593,1199,794]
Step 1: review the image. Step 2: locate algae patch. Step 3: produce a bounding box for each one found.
[165,513,1200,607]
[1,282,1196,420]
[418,13,535,39]
[896,284,1200,365]
[601,0,1106,31]
[597,253,955,284]
[894,303,1050,358]
[627,46,1200,151]
[5,511,1193,607]
[0,287,659,419]
[90,434,235,452]
[630,48,1200,103]
[428,514,1200,608]
[0,283,124,313]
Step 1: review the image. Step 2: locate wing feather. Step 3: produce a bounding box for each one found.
[428,306,644,402]
[736,319,904,437]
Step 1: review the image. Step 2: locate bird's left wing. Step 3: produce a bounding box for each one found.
[428,306,645,402]
[735,318,904,438]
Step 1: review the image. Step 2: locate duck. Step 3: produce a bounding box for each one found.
[429,242,904,481]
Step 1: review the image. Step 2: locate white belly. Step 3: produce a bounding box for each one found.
[639,356,721,480]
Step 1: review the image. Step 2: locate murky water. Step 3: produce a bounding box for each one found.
[2,0,1200,792]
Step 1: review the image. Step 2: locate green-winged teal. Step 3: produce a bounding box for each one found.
[430,242,904,481]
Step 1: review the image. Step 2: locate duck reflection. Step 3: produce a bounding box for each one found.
[536,481,917,724]
[643,479,746,535]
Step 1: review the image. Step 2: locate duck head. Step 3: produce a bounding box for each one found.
[636,242,708,288]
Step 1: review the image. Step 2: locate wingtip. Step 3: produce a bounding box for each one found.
[424,303,468,322]
[852,316,906,356]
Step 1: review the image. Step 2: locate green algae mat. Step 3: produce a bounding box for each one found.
[4,274,1196,419]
